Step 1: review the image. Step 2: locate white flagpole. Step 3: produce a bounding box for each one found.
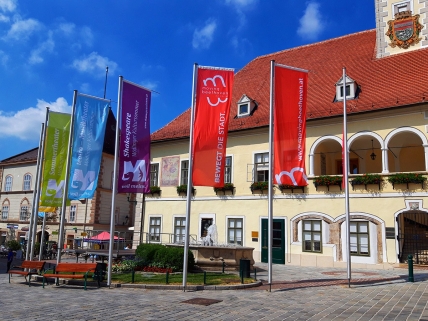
[343,67,351,287]
[30,108,50,260]
[268,60,275,291]
[107,76,123,287]
[57,90,77,265]
[182,63,198,291]
[26,122,45,261]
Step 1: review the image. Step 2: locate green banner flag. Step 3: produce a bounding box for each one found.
[40,111,71,207]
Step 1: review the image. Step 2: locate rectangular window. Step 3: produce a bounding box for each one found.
[228,218,243,245]
[150,164,159,187]
[350,221,369,256]
[238,103,249,116]
[340,85,351,97]
[69,205,77,223]
[302,220,322,252]
[23,174,31,191]
[1,205,9,219]
[180,160,189,185]
[149,217,161,242]
[224,156,232,183]
[255,152,269,182]
[394,1,410,14]
[174,217,186,243]
[19,206,29,221]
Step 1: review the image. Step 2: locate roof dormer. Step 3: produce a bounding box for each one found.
[236,94,257,117]
[334,75,358,101]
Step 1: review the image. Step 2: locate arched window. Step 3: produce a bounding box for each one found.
[23,173,32,191]
[20,203,30,221]
[4,175,12,191]
[1,200,10,220]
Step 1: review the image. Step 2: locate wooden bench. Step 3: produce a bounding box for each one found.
[9,260,46,286]
[42,262,100,290]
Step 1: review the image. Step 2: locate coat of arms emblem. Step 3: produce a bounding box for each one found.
[386,11,424,49]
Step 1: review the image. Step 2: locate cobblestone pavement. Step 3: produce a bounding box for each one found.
[2,257,428,321]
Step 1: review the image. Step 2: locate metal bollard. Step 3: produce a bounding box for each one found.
[408,254,414,282]
[222,261,225,273]
[131,268,135,283]
[203,271,207,285]
[241,269,244,284]
[254,268,257,280]
[166,271,169,284]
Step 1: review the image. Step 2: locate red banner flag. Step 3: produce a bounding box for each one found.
[273,65,308,186]
[192,66,234,187]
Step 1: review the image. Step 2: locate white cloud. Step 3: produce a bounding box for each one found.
[140,80,158,91]
[0,0,16,12]
[0,97,71,140]
[29,31,54,64]
[0,13,9,22]
[0,50,8,66]
[297,2,325,40]
[80,26,93,46]
[71,52,118,77]
[5,17,41,41]
[225,0,257,8]
[58,22,75,35]
[192,19,217,49]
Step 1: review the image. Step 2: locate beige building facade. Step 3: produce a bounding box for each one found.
[136,0,428,268]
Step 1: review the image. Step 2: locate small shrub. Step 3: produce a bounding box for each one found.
[135,243,165,266]
[351,174,383,186]
[387,173,426,185]
[7,240,21,251]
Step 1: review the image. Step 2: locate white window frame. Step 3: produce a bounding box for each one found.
[149,216,162,242]
[393,0,411,14]
[199,213,216,242]
[150,163,160,187]
[5,175,12,192]
[69,205,77,223]
[23,173,32,191]
[350,221,370,256]
[180,159,189,186]
[173,216,186,243]
[226,216,244,246]
[1,204,9,220]
[19,205,29,221]
[224,155,233,184]
[254,151,269,182]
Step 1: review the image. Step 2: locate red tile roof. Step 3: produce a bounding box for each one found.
[152,29,428,142]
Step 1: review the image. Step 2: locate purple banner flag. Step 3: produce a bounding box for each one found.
[118,80,151,193]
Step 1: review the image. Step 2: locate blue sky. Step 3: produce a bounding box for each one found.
[0,0,375,160]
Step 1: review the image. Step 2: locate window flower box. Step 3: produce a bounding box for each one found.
[313,175,343,191]
[250,181,269,194]
[278,184,305,193]
[350,174,383,190]
[387,173,426,189]
[213,183,235,195]
[145,186,161,196]
[176,184,195,196]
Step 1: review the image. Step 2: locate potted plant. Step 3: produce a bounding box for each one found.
[146,186,161,196]
[313,175,343,190]
[213,183,235,194]
[350,174,383,190]
[387,173,427,189]
[176,184,195,195]
[250,181,269,193]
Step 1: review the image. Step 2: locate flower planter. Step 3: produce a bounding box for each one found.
[278,184,305,193]
[214,183,235,195]
[313,176,343,191]
[387,173,426,190]
[250,182,269,194]
[350,174,383,191]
